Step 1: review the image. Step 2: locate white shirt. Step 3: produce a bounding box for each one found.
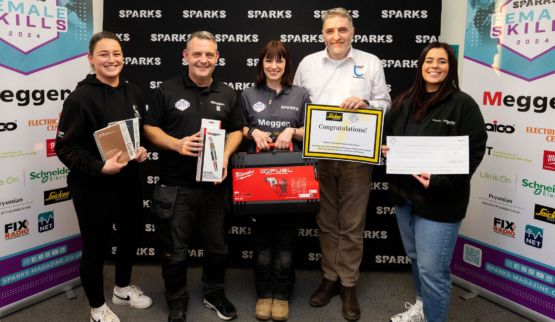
[293,47,391,111]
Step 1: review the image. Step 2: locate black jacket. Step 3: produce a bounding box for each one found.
[384,90,487,222]
[55,74,145,182]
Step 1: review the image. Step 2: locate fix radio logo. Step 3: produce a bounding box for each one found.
[493,217,516,238]
[5,219,30,240]
[544,150,555,171]
[485,120,515,134]
[0,121,17,132]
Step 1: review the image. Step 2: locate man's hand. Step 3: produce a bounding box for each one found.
[214,157,229,185]
[340,97,369,110]
[413,172,431,189]
[135,146,148,163]
[176,131,202,156]
[101,151,127,175]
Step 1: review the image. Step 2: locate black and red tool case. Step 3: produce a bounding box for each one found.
[231,151,320,215]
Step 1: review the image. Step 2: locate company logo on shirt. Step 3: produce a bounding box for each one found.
[252,101,266,113]
[524,225,543,248]
[534,204,555,225]
[353,65,365,78]
[493,217,516,238]
[38,211,54,233]
[544,150,555,171]
[175,99,190,111]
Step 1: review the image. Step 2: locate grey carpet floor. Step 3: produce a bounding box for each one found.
[1,264,531,322]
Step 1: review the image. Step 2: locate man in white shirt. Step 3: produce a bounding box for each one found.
[294,7,391,321]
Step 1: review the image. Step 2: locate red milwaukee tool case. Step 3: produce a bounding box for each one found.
[231,151,320,215]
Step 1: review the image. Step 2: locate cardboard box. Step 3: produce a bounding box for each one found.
[196,127,226,182]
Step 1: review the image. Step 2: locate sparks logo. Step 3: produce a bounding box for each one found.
[544,150,555,171]
[524,224,543,248]
[38,211,54,233]
[0,0,92,75]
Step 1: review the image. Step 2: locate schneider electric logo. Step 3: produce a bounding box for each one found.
[521,178,555,198]
[29,167,69,184]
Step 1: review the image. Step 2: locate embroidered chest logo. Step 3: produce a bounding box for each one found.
[353,65,365,79]
[211,100,225,112]
[253,101,266,113]
[175,99,190,111]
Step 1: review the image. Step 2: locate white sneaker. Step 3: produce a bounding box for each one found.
[112,284,153,309]
[390,301,425,322]
[90,303,120,322]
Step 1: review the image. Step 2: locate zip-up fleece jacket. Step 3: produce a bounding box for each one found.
[384,90,488,222]
[55,74,145,183]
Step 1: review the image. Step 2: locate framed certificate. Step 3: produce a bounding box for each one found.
[302,104,384,164]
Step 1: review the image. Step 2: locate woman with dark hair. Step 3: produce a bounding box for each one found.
[382,42,487,322]
[56,31,152,322]
[240,40,310,321]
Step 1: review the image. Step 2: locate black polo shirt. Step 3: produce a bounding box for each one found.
[144,72,242,186]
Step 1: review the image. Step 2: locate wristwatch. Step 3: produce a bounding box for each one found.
[248,127,256,136]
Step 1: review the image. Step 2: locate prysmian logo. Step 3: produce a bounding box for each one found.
[44,187,71,205]
[524,224,543,248]
[482,91,555,113]
[0,0,68,53]
[38,211,54,233]
[544,150,555,171]
[326,112,343,122]
[534,204,555,225]
[5,219,29,240]
[0,121,17,132]
[521,178,555,198]
[486,120,515,134]
[493,217,516,238]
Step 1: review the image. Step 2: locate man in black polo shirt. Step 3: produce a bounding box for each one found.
[144,31,242,322]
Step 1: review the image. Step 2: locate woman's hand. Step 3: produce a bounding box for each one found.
[252,129,273,151]
[413,172,431,189]
[135,146,148,163]
[275,128,294,150]
[101,151,127,175]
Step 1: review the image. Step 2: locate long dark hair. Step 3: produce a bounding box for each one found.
[391,42,459,121]
[88,31,121,55]
[255,40,293,87]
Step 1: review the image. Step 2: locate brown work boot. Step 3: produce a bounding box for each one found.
[309,278,340,307]
[340,286,360,321]
[255,298,272,320]
[271,299,289,321]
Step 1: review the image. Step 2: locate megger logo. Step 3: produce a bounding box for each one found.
[482,91,555,113]
[326,112,343,121]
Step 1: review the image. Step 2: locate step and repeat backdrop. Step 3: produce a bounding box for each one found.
[102,0,441,270]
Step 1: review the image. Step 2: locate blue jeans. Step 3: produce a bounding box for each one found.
[395,203,461,322]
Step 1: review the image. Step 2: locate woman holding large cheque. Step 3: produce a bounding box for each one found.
[382,42,487,322]
[240,40,310,321]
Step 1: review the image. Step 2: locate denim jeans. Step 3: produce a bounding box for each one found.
[252,215,297,300]
[395,203,461,322]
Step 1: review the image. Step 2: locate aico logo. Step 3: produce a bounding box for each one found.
[326,112,343,122]
[543,150,555,171]
[5,220,29,240]
[493,217,516,238]
[0,0,68,53]
[44,187,71,205]
[0,122,17,132]
[486,120,515,134]
[524,225,543,248]
[534,204,555,225]
[482,91,555,113]
[46,139,56,157]
[38,211,54,233]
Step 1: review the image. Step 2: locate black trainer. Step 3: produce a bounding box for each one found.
[168,309,186,322]
[203,290,238,321]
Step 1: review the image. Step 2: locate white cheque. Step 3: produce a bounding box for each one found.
[386,136,469,175]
